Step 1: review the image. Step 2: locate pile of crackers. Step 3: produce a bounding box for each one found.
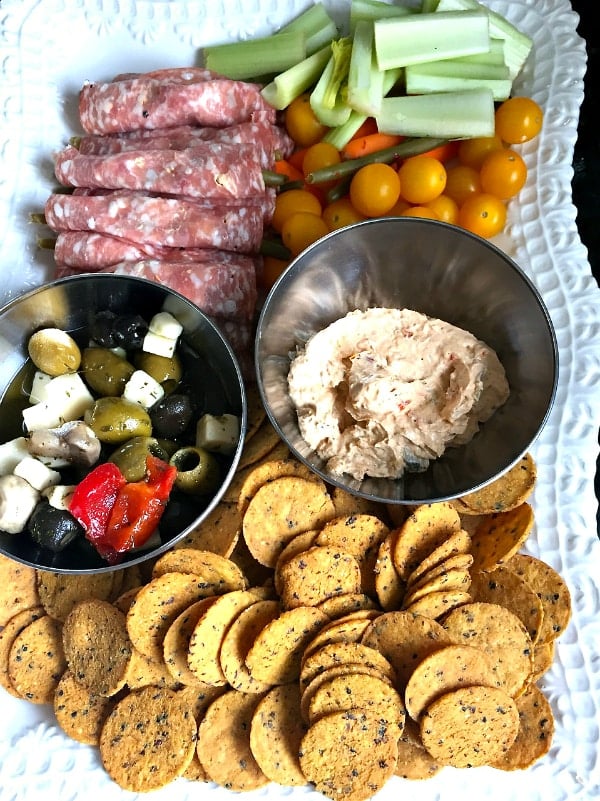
[0,388,572,801]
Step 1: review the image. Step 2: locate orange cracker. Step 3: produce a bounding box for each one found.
[236,456,320,516]
[301,613,377,664]
[244,383,267,443]
[531,640,555,681]
[0,605,45,697]
[374,530,405,611]
[504,552,572,644]
[54,669,114,745]
[219,599,280,693]
[0,554,40,626]
[274,529,320,595]
[152,548,247,592]
[458,452,537,514]
[419,684,520,768]
[392,502,462,581]
[402,565,472,609]
[300,663,393,724]
[99,686,196,791]
[405,527,472,588]
[36,570,115,622]
[237,418,284,471]
[125,648,182,691]
[316,592,379,618]
[249,683,308,786]
[197,689,269,791]
[469,502,535,572]
[490,683,555,770]
[395,717,441,780]
[7,614,66,703]
[174,500,241,557]
[242,475,336,567]
[163,596,218,686]
[62,598,132,696]
[299,640,396,693]
[330,485,383,518]
[278,545,362,610]
[404,589,472,620]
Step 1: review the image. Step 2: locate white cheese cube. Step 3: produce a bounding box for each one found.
[22,373,94,431]
[42,484,77,510]
[30,370,53,404]
[0,437,30,476]
[142,330,177,358]
[196,413,240,455]
[123,370,165,409]
[13,456,61,492]
[149,311,183,341]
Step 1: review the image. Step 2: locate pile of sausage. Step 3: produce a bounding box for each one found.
[44,67,294,371]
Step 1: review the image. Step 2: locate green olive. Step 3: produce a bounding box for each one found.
[170,446,221,495]
[84,397,152,444]
[28,328,81,376]
[109,436,170,482]
[81,347,135,397]
[133,351,182,393]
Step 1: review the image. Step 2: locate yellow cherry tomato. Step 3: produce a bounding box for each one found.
[444,164,482,206]
[494,96,544,145]
[457,135,504,170]
[260,256,289,290]
[479,148,528,200]
[285,93,329,147]
[397,156,447,205]
[400,206,439,220]
[424,194,459,225]
[383,198,412,217]
[457,193,507,239]
[302,142,341,179]
[271,189,322,234]
[322,197,366,231]
[349,163,401,217]
[281,212,329,257]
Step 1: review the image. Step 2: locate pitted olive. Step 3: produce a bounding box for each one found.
[81,347,135,396]
[133,351,182,393]
[150,393,194,438]
[84,397,152,444]
[170,446,221,495]
[28,328,81,376]
[109,436,170,482]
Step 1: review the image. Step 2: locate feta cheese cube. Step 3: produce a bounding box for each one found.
[123,370,165,409]
[0,437,30,476]
[30,370,53,404]
[149,311,183,341]
[42,484,77,510]
[22,372,94,431]
[13,456,61,492]
[196,413,240,455]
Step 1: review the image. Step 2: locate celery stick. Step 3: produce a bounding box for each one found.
[376,88,495,138]
[310,40,353,127]
[347,21,385,115]
[434,0,532,79]
[261,45,332,110]
[455,39,505,66]
[374,10,490,70]
[279,2,339,56]
[405,63,512,101]
[420,0,439,11]
[407,61,510,80]
[350,0,414,34]
[204,32,306,80]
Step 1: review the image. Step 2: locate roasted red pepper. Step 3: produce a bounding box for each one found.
[102,454,177,556]
[69,462,127,545]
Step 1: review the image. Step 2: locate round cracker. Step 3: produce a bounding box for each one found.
[278,545,362,610]
[301,614,376,664]
[124,647,182,690]
[0,605,45,697]
[299,709,398,801]
[163,597,218,686]
[330,485,382,518]
[458,452,537,514]
[374,531,405,611]
[405,527,472,588]
[237,418,283,471]
[173,501,241,557]
[36,570,115,622]
[273,529,320,595]
[8,614,66,703]
[242,475,336,567]
[236,456,320,516]
[300,663,393,723]
[299,640,396,693]
[316,592,378,619]
[54,669,114,745]
[531,640,555,681]
[249,683,307,786]
[404,589,472,620]
[62,598,132,696]
[392,502,462,581]
[402,566,472,608]
[99,686,196,791]
[470,503,535,572]
[404,643,501,721]
[245,605,330,685]
[152,548,247,592]
[219,599,280,693]
[395,718,441,779]
[490,683,555,770]
[0,554,40,626]
[197,689,269,791]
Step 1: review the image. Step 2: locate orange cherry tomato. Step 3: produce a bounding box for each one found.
[302,142,341,178]
[383,198,412,217]
[479,148,528,200]
[400,206,439,220]
[271,189,322,234]
[285,93,329,147]
[424,194,459,225]
[397,156,447,205]
[349,163,401,217]
[322,197,366,231]
[281,212,329,257]
[494,96,544,145]
[457,193,507,239]
[260,256,290,290]
[457,135,504,170]
[444,164,482,206]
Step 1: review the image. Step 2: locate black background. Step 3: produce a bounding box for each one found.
[569,1,600,535]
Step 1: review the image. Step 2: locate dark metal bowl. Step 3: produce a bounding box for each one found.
[255,217,557,505]
[0,273,247,573]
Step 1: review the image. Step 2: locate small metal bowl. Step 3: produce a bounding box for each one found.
[255,218,557,505]
[0,273,247,573]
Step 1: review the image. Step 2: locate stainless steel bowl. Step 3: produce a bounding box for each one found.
[0,273,247,573]
[255,218,557,505]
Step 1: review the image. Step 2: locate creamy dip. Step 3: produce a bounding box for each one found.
[287,308,510,481]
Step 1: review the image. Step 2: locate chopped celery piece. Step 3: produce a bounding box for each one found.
[310,39,353,127]
[434,0,532,79]
[405,61,512,101]
[261,45,332,110]
[204,32,306,80]
[420,0,439,11]
[455,39,505,66]
[350,0,414,33]
[279,2,339,56]
[374,10,490,70]
[376,88,495,138]
[347,21,385,115]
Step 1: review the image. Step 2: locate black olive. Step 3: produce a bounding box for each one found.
[149,393,194,438]
[27,501,85,553]
[112,313,148,350]
[90,310,118,348]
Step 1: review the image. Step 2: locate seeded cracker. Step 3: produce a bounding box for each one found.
[458,452,537,513]
[405,527,472,588]
[374,530,406,611]
[301,613,377,663]
[404,589,472,620]
[162,597,217,685]
[236,456,320,516]
[395,718,441,780]
[249,683,308,785]
[392,502,462,581]
[490,683,555,770]
[99,686,196,791]
[219,599,280,693]
[54,669,114,745]
[299,641,396,693]
[0,554,40,626]
[402,565,472,608]
[125,647,182,690]
[278,545,362,609]
[316,592,378,618]
[174,501,241,556]
[299,709,398,801]
[237,418,284,471]
[470,502,534,572]
[274,529,320,594]
[300,664,394,724]
[7,614,66,703]
[0,606,45,697]
[197,689,269,791]
[531,640,555,681]
[36,570,115,622]
[152,548,247,592]
[62,598,132,696]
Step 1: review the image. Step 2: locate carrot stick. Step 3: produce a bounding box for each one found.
[342,132,404,160]
[347,117,378,141]
[273,159,305,183]
[415,141,460,163]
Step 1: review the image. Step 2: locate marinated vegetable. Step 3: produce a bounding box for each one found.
[170,446,221,495]
[81,347,135,396]
[27,501,84,552]
[28,328,82,376]
[84,397,152,444]
[109,436,171,482]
